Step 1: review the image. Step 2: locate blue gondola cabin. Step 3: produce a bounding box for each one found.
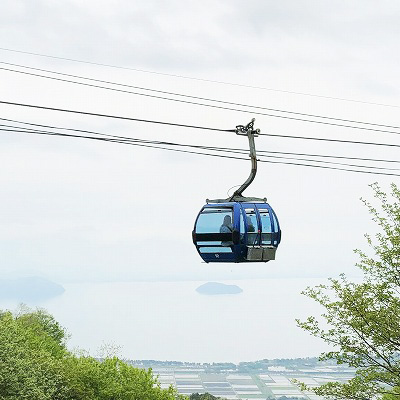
[192,202,281,263]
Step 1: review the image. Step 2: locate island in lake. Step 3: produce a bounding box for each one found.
[196,282,243,295]
[0,276,65,302]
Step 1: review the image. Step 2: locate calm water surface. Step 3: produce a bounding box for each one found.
[1,279,332,363]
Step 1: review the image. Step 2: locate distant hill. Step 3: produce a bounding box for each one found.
[196,282,243,295]
[132,356,342,372]
[0,277,65,302]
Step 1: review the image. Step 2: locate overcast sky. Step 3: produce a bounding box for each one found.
[0,0,399,285]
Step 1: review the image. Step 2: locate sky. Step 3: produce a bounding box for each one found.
[1,0,400,284]
[0,0,400,360]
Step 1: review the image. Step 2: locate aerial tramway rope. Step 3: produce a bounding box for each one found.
[2,63,400,136]
[1,119,400,177]
[1,46,399,109]
[1,100,400,150]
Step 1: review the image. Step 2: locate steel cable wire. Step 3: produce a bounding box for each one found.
[1,124,400,177]
[2,116,399,165]
[2,61,400,131]
[1,46,399,108]
[2,65,400,136]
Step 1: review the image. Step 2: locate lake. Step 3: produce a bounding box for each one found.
[0,278,332,363]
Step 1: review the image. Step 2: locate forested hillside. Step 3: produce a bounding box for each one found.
[0,307,186,400]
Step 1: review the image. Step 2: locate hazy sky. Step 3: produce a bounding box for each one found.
[0,0,399,285]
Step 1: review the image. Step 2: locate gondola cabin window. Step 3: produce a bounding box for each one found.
[272,212,279,246]
[195,208,233,253]
[244,208,258,245]
[260,210,272,245]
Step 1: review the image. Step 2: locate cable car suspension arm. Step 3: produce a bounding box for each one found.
[228,119,265,202]
[206,118,266,204]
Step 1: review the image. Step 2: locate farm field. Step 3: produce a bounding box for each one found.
[135,363,355,399]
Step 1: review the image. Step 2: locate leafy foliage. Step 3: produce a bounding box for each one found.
[189,394,224,400]
[296,183,400,399]
[0,307,186,399]
[0,307,71,400]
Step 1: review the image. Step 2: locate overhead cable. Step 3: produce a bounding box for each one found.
[2,121,399,171]
[257,150,400,164]
[2,115,399,166]
[0,127,251,162]
[1,46,399,109]
[2,62,400,132]
[0,100,235,133]
[2,65,400,136]
[258,132,400,148]
[0,118,400,170]
[1,100,400,149]
[1,123,400,177]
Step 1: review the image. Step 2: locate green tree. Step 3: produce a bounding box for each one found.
[0,307,186,400]
[0,308,71,400]
[64,356,186,400]
[296,183,400,399]
[189,394,224,400]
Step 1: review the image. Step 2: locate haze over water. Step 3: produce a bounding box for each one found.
[0,278,332,363]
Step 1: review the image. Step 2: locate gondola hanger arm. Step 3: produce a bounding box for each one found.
[228,118,264,202]
[206,118,267,204]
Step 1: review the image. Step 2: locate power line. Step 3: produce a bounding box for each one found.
[2,61,400,132]
[3,65,400,136]
[2,100,400,149]
[1,121,400,177]
[1,46,399,109]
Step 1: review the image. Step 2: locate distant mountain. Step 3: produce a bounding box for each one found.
[196,282,243,295]
[0,276,65,302]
